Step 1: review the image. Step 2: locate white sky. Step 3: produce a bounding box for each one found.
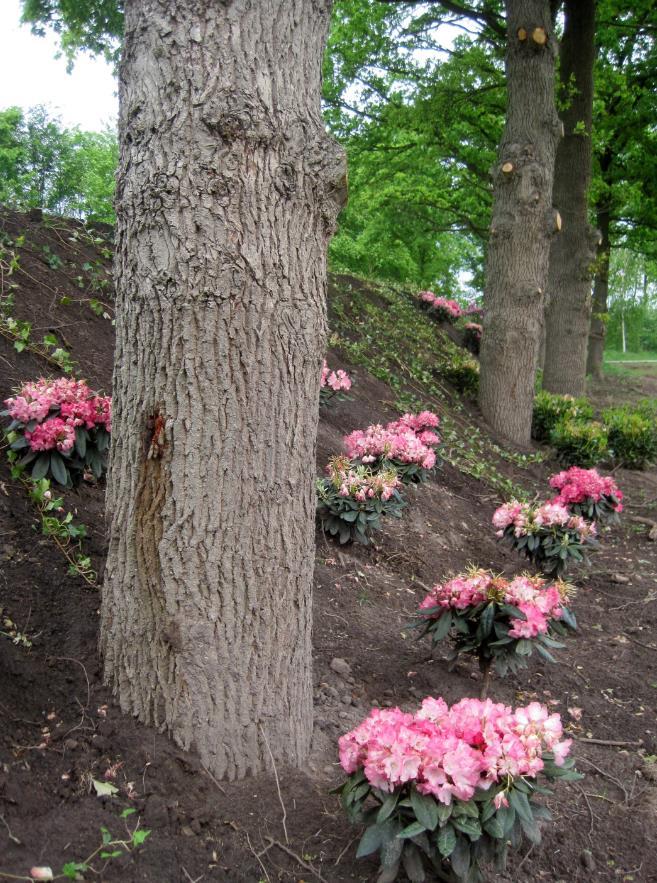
[0,0,118,131]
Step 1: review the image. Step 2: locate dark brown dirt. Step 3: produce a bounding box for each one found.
[1,209,656,882]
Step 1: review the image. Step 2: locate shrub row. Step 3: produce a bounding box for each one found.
[532,390,657,469]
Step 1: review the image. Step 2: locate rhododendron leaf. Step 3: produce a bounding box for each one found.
[514,639,533,657]
[499,604,526,621]
[397,821,427,840]
[450,836,471,876]
[18,450,38,466]
[453,616,470,636]
[377,791,399,824]
[436,803,453,824]
[32,452,51,480]
[453,800,478,819]
[496,805,515,835]
[560,607,577,629]
[401,842,426,882]
[479,801,495,824]
[535,644,557,664]
[10,435,29,450]
[356,822,390,858]
[540,635,565,649]
[50,452,68,486]
[430,613,452,642]
[74,428,87,458]
[451,816,481,841]
[508,790,533,824]
[483,815,505,839]
[381,830,404,867]
[437,824,456,858]
[376,864,401,883]
[478,603,495,638]
[530,803,552,821]
[410,788,439,831]
[352,783,371,803]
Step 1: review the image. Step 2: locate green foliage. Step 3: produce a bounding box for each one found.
[20,0,123,66]
[0,105,117,223]
[442,352,479,398]
[603,406,657,469]
[549,418,609,468]
[531,391,594,443]
[338,757,581,883]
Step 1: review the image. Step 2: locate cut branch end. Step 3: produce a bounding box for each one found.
[531,27,547,45]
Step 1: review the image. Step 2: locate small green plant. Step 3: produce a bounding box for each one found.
[441,352,479,397]
[20,476,97,586]
[41,244,64,270]
[549,418,609,467]
[603,407,657,469]
[18,808,150,881]
[532,391,594,442]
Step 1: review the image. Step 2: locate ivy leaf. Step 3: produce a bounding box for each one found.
[92,778,119,798]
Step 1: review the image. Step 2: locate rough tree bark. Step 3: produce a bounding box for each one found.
[542,0,597,396]
[100,0,346,781]
[586,199,611,379]
[478,0,561,445]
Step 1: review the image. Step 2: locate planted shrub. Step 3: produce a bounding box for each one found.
[414,569,576,690]
[603,407,657,469]
[320,358,352,405]
[461,322,482,356]
[531,391,593,442]
[493,500,597,578]
[442,353,479,397]
[344,411,441,484]
[2,377,111,486]
[316,456,405,544]
[548,466,623,526]
[337,697,580,883]
[419,291,462,323]
[549,417,608,467]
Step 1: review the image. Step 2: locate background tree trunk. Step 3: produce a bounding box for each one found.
[479,0,561,445]
[100,0,346,781]
[587,203,611,379]
[542,0,597,396]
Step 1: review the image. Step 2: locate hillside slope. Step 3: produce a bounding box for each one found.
[0,209,656,882]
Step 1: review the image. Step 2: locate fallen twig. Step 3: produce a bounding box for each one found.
[264,836,326,882]
[260,725,288,844]
[577,738,643,748]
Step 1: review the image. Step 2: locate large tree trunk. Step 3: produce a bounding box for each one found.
[478,0,561,445]
[100,0,346,781]
[586,202,611,379]
[542,0,597,396]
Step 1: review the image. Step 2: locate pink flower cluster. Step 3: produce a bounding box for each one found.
[321,359,352,393]
[492,500,597,541]
[5,378,112,453]
[339,697,572,803]
[344,412,440,470]
[327,456,401,503]
[419,291,462,320]
[418,569,570,639]
[549,467,623,512]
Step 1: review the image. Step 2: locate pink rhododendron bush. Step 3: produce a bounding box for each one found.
[493,499,598,578]
[320,358,352,405]
[316,455,405,544]
[344,411,441,484]
[337,697,580,883]
[2,377,111,486]
[418,291,462,323]
[415,569,576,688]
[548,466,623,526]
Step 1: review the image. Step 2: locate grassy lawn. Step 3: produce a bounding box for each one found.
[604,349,657,362]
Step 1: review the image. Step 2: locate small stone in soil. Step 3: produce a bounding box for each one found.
[330,657,352,677]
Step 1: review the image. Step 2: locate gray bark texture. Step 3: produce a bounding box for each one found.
[100,0,346,781]
[586,202,610,380]
[542,0,597,396]
[478,0,561,445]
